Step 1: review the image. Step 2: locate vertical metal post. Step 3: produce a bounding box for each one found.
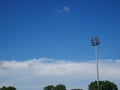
[95,46,99,90]
[91,36,100,90]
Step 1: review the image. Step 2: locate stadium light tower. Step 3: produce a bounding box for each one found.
[91,36,100,90]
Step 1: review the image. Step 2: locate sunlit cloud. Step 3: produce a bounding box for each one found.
[0,58,120,90]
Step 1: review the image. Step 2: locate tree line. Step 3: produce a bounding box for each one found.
[0,80,118,90]
[44,80,118,90]
[44,84,66,90]
[0,86,16,90]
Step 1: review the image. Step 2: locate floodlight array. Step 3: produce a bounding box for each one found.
[91,36,100,46]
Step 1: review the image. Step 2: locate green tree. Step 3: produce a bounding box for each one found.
[88,80,118,90]
[0,86,16,90]
[44,85,55,90]
[55,84,66,90]
[0,86,6,90]
[6,86,16,90]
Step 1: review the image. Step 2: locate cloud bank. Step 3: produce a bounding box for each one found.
[0,58,120,90]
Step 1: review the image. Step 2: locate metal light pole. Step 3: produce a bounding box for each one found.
[91,36,100,90]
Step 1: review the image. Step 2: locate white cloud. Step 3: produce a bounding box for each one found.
[63,6,70,12]
[0,58,120,90]
[57,6,71,14]
[115,59,120,63]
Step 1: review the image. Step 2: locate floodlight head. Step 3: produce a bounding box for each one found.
[91,36,100,46]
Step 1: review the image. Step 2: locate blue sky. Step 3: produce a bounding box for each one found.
[0,0,120,60]
[0,0,120,90]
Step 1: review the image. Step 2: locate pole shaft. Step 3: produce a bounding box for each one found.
[95,46,99,90]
